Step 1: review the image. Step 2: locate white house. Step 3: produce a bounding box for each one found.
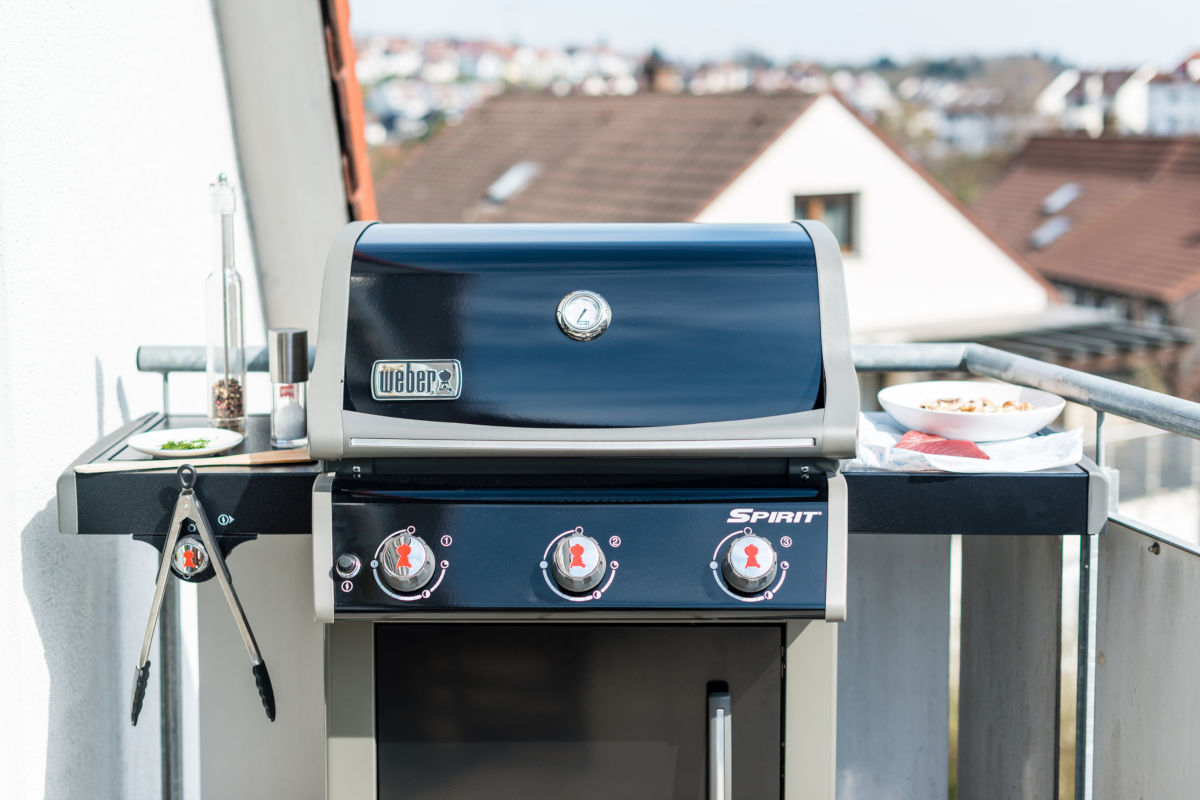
[1038,66,1157,136]
[1148,53,1200,134]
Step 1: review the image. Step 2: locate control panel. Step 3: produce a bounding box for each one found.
[325,493,832,618]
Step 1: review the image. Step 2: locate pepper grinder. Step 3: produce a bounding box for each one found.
[268,328,308,448]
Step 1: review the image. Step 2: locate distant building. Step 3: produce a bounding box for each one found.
[1037,67,1157,136]
[1148,53,1200,135]
[974,136,1199,393]
[375,92,1059,343]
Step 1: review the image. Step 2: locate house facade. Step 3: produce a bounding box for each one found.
[1147,54,1200,135]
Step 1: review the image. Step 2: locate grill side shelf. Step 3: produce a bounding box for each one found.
[59,415,1094,538]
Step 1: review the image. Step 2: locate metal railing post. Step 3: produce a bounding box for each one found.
[1074,409,1110,800]
[1075,522,1099,800]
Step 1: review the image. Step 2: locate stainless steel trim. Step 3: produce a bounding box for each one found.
[334,406,831,460]
[796,220,860,458]
[784,620,837,799]
[313,473,335,623]
[309,221,376,459]
[823,472,848,622]
[326,622,376,800]
[1078,456,1110,536]
[708,691,732,800]
[347,436,815,452]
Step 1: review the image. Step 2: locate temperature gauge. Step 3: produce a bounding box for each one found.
[556,290,612,341]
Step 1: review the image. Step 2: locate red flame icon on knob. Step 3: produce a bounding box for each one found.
[569,542,586,568]
[396,541,413,569]
[744,543,761,569]
[183,549,198,570]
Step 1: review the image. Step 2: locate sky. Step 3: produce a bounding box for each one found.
[350,0,1200,69]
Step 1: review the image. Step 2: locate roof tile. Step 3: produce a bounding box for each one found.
[974,136,1200,304]
[373,92,816,223]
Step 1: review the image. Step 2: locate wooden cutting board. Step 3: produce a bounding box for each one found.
[75,448,314,474]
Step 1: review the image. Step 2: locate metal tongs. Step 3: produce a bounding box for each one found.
[130,465,275,724]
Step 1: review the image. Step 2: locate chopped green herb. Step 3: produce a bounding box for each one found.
[160,438,211,451]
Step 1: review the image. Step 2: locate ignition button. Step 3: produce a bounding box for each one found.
[335,553,361,579]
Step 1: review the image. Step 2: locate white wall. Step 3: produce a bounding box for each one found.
[1147,81,1200,134]
[696,94,1049,341]
[0,2,262,797]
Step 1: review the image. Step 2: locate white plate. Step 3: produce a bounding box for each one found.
[127,427,245,458]
[877,380,1066,442]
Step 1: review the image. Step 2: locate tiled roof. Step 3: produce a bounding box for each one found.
[373,92,817,223]
[973,136,1200,304]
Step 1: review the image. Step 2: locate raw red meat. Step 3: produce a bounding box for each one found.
[896,431,943,446]
[896,430,990,460]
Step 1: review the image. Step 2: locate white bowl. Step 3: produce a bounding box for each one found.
[877,380,1065,442]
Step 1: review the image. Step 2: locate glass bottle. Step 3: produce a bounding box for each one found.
[205,173,247,430]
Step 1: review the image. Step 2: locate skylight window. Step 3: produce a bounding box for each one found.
[1041,182,1081,215]
[485,161,540,204]
[1029,216,1072,249]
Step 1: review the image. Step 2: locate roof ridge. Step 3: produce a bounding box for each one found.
[689,94,818,219]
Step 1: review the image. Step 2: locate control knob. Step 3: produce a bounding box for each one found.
[722,534,777,594]
[379,532,435,593]
[551,533,606,594]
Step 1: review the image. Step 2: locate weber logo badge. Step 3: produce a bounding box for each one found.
[372,360,462,400]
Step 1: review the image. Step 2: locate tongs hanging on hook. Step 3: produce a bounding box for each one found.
[130,464,275,725]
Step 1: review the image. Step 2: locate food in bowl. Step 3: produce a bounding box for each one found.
[920,396,1033,414]
[877,380,1066,442]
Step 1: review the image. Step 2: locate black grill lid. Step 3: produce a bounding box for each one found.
[310,222,857,460]
[343,223,823,428]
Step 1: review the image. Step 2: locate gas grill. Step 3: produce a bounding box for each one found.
[309,221,857,799]
[52,218,1111,799]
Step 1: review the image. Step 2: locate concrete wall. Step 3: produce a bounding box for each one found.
[695,94,1049,341]
[0,1,262,796]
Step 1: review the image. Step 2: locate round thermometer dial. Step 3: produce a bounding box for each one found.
[556,290,611,341]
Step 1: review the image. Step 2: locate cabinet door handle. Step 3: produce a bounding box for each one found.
[709,691,732,800]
